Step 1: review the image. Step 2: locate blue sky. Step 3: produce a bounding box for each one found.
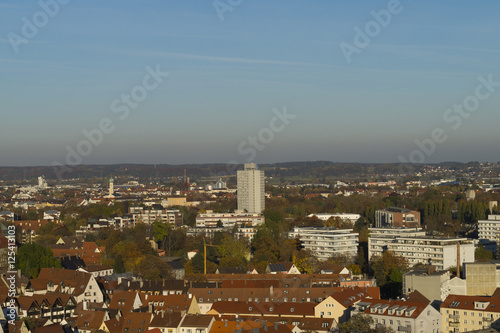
[1,0,499,166]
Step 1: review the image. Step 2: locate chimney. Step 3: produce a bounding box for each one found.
[428,265,436,275]
[83,301,88,310]
[274,323,278,330]
[270,285,274,297]
[457,242,461,278]
[224,320,228,327]
[189,294,192,299]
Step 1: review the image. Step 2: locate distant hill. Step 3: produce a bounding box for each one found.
[0,161,484,183]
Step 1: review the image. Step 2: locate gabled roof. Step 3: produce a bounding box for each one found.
[36,268,93,297]
[32,323,70,333]
[61,256,86,270]
[103,317,124,333]
[209,301,315,317]
[406,290,431,304]
[143,294,194,313]
[75,310,108,331]
[441,294,500,313]
[357,298,430,319]
[119,312,153,333]
[149,312,183,328]
[330,287,375,308]
[179,314,214,328]
[109,291,142,314]
[267,263,294,273]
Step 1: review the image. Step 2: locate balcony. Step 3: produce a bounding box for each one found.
[450,315,460,320]
[449,322,460,328]
[397,325,411,332]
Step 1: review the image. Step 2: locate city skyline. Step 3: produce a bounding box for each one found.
[1,1,500,167]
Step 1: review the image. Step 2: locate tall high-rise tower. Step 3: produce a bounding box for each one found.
[109,177,114,196]
[237,163,265,213]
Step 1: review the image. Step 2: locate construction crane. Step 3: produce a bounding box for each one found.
[203,238,219,274]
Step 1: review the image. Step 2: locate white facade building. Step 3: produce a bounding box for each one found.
[237,163,265,213]
[352,300,442,333]
[130,207,183,225]
[478,215,500,243]
[38,176,48,190]
[368,228,426,260]
[307,213,361,224]
[288,227,358,261]
[196,212,264,228]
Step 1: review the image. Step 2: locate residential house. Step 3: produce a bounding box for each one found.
[352,298,441,333]
[441,294,500,332]
[29,268,104,303]
[142,294,199,316]
[149,312,183,333]
[178,314,214,333]
[76,310,110,333]
[119,312,153,333]
[265,263,301,275]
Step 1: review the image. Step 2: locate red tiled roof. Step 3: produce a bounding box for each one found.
[209,301,315,317]
[441,294,500,313]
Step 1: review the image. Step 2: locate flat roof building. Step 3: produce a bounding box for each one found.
[288,226,358,261]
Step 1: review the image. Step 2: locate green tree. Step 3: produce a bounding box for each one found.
[338,313,394,333]
[16,243,61,279]
[475,243,494,261]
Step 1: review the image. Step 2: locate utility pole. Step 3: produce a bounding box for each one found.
[203,238,219,274]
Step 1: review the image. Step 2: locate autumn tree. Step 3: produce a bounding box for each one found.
[338,313,394,333]
[475,243,494,261]
[370,250,409,298]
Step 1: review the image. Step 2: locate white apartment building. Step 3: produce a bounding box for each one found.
[195,212,264,228]
[288,227,358,261]
[388,237,474,271]
[129,207,183,225]
[369,228,474,270]
[307,213,361,224]
[479,215,500,242]
[237,163,265,213]
[352,299,442,333]
[368,228,426,260]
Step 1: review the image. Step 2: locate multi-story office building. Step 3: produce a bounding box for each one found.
[375,207,421,228]
[196,212,264,228]
[388,237,474,271]
[369,228,474,270]
[307,213,361,224]
[441,294,500,332]
[129,207,183,225]
[237,163,265,213]
[479,215,500,240]
[288,227,358,261]
[368,228,426,260]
